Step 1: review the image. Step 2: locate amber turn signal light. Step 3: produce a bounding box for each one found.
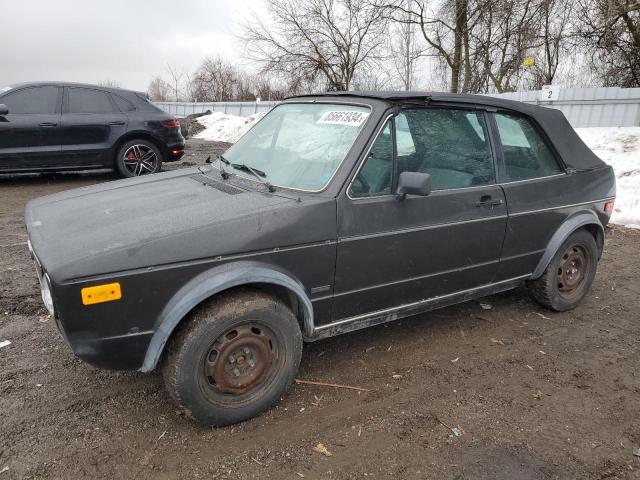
[81,282,122,306]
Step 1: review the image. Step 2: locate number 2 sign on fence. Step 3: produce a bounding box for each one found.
[541,85,561,101]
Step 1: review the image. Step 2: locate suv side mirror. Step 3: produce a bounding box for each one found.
[0,104,8,116]
[396,171,431,200]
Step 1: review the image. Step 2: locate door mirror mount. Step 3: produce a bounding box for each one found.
[0,104,8,116]
[395,171,431,200]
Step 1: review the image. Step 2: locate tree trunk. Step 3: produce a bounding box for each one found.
[451,0,467,92]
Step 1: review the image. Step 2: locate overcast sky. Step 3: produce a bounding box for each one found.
[0,0,260,91]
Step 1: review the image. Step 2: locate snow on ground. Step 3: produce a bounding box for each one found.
[194,111,639,228]
[195,111,265,143]
[576,127,640,228]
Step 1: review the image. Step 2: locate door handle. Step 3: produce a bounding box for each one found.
[39,122,58,127]
[476,195,504,207]
[108,121,125,126]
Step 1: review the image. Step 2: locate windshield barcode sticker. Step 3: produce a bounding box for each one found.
[317,111,369,127]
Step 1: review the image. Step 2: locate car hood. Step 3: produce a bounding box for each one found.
[25,168,336,282]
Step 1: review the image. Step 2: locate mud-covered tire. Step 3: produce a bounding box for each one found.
[527,229,598,311]
[162,290,303,426]
[115,139,163,177]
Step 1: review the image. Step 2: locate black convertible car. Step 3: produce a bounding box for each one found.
[0,82,185,176]
[25,92,615,425]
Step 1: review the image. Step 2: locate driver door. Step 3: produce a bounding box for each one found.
[331,107,508,321]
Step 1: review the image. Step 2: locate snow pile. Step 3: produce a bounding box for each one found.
[195,112,265,143]
[576,127,640,228]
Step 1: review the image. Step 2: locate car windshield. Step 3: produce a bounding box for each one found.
[221,103,371,191]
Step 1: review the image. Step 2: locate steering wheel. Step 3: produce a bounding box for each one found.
[352,175,371,195]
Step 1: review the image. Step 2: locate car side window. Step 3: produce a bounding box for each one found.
[397,108,495,190]
[351,120,393,197]
[68,88,115,114]
[111,94,135,112]
[2,86,59,114]
[494,113,562,181]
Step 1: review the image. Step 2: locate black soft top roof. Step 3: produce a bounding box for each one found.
[289,91,605,171]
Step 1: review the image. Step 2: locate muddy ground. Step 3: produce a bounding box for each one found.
[1,140,639,479]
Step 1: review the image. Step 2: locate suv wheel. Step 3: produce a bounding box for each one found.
[116,139,162,177]
[527,229,598,311]
[162,290,303,426]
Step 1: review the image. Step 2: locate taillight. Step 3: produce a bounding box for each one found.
[160,119,180,129]
[604,200,614,214]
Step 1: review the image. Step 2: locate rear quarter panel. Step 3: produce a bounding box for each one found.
[495,166,615,280]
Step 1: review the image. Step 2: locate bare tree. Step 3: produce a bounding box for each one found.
[529,0,574,88]
[471,0,544,93]
[192,56,241,101]
[578,0,640,87]
[390,0,425,90]
[147,76,172,101]
[97,80,121,88]
[377,0,479,92]
[166,63,185,101]
[243,0,388,91]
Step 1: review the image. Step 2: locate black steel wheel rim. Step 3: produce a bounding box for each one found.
[557,243,590,300]
[197,322,283,406]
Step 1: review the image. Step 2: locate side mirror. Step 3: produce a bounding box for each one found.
[396,171,431,200]
[0,104,8,116]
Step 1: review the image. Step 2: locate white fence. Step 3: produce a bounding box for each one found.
[489,87,640,128]
[154,87,640,128]
[154,101,279,118]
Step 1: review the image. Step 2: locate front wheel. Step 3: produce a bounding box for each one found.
[115,139,163,177]
[162,290,303,426]
[527,229,598,311]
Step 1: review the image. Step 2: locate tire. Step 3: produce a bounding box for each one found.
[115,139,163,177]
[162,290,303,426]
[527,229,598,311]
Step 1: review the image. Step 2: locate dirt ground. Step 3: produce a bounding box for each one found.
[1,140,639,479]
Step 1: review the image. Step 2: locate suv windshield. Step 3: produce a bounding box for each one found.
[222,103,371,191]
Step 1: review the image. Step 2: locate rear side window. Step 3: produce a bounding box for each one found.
[111,94,135,112]
[495,113,562,181]
[68,88,114,114]
[2,86,59,114]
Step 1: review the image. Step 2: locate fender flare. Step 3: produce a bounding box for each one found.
[531,209,604,279]
[139,261,314,372]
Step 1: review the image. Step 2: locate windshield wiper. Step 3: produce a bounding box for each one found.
[218,155,230,180]
[231,162,275,192]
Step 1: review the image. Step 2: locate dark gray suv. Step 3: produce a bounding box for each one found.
[0,82,185,177]
[25,92,616,425]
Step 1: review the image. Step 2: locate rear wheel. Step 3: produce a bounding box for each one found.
[162,290,303,426]
[116,139,162,177]
[527,230,598,311]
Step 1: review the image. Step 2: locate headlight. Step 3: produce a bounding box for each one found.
[40,273,55,317]
[28,240,55,317]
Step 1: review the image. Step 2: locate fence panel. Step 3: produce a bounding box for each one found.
[487,87,640,127]
[154,88,640,128]
[153,101,279,118]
